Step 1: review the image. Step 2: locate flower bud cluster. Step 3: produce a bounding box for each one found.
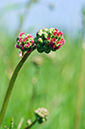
[15,32,34,55]
[15,28,65,56]
[34,107,49,124]
[34,28,65,53]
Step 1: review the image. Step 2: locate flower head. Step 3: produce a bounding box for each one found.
[34,27,65,53]
[34,107,49,124]
[15,33,34,57]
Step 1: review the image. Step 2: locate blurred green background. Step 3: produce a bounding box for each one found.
[0,0,85,129]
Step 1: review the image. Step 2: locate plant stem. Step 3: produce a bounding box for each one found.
[25,119,37,129]
[0,46,36,126]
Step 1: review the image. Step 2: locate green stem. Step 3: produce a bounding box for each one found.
[0,46,36,126]
[25,119,37,129]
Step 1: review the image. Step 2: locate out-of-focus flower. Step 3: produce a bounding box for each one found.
[34,107,49,124]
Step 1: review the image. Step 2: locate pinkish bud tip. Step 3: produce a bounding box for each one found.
[53,31,57,36]
[19,32,25,37]
[55,29,58,32]
[25,44,28,47]
[56,41,60,45]
[57,31,63,37]
[18,39,21,43]
[28,43,31,46]
[20,44,23,47]
[47,37,50,40]
[31,40,34,43]
[22,39,26,42]
[15,44,19,48]
[25,43,30,48]
[21,47,24,50]
[28,35,33,38]
[51,38,56,43]
[56,45,62,50]
[25,37,28,40]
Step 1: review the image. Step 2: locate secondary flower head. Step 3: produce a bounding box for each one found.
[15,32,34,57]
[34,107,49,124]
[34,28,65,53]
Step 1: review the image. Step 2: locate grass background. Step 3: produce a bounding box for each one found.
[0,33,85,129]
[0,0,85,129]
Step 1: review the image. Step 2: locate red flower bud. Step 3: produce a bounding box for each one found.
[28,34,33,38]
[18,39,21,43]
[55,29,58,32]
[21,47,24,50]
[53,31,57,36]
[25,37,28,40]
[19,32,25,37]
[56,45,62,50]
[22,39,26,42]
[56,41,60,45]
[51,38,56,43]
[57,31,63,37]
[31,40,34,43]
[25,44,29,47]
[47,37,50,40]
[15,44,19,48]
